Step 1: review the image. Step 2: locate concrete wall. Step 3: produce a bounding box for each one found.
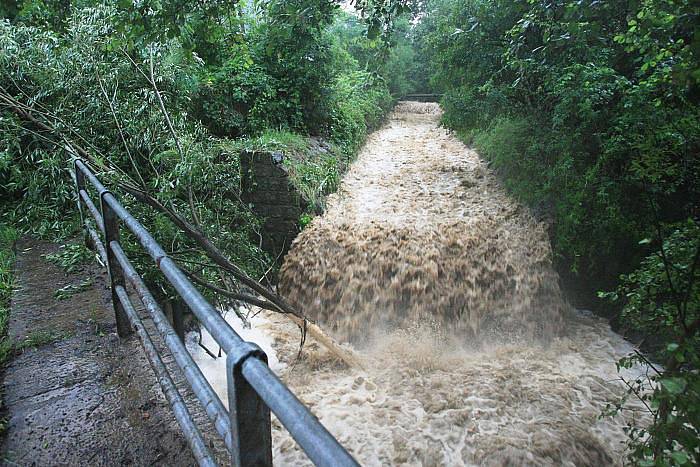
[240,150,306,259]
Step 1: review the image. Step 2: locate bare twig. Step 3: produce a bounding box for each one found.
[619,376,654,414]
[95,70,147,188]
[633,349,662,376]
[147,48,202,228]
[181,267,280,311]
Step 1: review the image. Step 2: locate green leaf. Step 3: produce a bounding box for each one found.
[670,451,689,465]
[660,377,687,395]
[367,24,380,40]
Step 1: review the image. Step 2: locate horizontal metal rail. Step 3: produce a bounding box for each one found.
[79,189,104,234]
[115,285,217,467]
[73,159,359,467]
[86,224,108,265]
[111,241,233,450]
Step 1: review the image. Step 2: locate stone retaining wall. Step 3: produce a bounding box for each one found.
[240,150,306,259]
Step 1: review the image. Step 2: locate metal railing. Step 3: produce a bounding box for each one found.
[401,93,443,102]
[74,159,359,467]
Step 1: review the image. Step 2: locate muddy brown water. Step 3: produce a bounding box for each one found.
[188,103,647,466]
[243,102,645,465]
[280,102,567,344]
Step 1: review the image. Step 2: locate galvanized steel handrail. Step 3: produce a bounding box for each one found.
[73,159,359,467]
[115,284,218,467]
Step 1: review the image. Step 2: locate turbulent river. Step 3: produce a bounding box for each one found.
[191,102,647,466]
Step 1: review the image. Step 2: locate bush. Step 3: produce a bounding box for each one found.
[194,56,296,138]
[471,116,548,204]
[328,70,393,154]
[602,221,700,465]
[441,85,509,136]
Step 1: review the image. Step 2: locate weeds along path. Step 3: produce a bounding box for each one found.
[260,102,647,465]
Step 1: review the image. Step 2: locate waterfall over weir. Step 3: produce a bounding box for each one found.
[191,103,648,466]
[280,102,566,344]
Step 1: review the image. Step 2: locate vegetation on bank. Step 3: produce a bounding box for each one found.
[0,1,407,299]
[0,224,15,436]
[0,224,17,368]
[232,64,394,214]
[412,0,699,463]
[417,0,699,303]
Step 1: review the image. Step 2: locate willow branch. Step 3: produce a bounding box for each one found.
[181,268,279,312]
[146,49,201,228]
[95,70,147,188]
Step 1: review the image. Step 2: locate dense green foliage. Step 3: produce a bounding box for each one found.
[417,0,699,295]
[0,1,400,281]
[603,222,699,465]
[414,0,699,463]
[0,224,16,434]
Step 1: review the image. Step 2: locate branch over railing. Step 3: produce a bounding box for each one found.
[74,159,359,467]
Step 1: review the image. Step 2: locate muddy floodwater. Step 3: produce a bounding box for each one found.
[191,102,647,466]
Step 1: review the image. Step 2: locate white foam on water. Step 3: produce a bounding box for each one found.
[187,308,285,409]
[258,309,649,466]
[188,102,651,465]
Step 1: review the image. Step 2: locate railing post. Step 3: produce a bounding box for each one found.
[163,298,186,343]
[100,192,132,337]
[172,299,186,343]
[74,160,89,248]
[226,346,273,467]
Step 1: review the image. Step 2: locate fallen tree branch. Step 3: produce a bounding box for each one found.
[181,265,362,368]
[2,88,363,368]
[182,267,278,311]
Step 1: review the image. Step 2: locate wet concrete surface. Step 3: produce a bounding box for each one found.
[1,239,224,465]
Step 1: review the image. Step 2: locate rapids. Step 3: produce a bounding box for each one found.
[280,102,566,343]
[191,102,648,466]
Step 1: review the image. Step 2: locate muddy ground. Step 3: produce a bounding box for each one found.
[0,239,224,465]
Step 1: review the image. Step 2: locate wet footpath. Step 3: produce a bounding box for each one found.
[0,239,200,466]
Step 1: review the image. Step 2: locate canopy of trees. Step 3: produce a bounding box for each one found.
[0,1,420,280]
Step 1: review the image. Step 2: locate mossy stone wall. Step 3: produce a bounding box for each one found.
[240,151,306,259]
